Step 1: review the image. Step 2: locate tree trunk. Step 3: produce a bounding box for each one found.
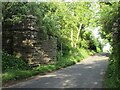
[71,29,73,47]
[75,23,82,48]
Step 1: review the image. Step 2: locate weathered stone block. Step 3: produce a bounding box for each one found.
[2,15,57,65]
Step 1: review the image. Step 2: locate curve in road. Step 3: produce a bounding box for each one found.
[5,53,109,88]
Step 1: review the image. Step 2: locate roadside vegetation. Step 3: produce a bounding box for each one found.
[100,2,120,88]
[2,2,101,84]
[2,48,95,83]
[3,2,120,87]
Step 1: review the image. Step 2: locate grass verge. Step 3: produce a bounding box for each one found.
[2,48,96,85]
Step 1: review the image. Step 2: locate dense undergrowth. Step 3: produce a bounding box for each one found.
[2,48,96,84]
[2,2,102,85]
[105,60,120,88]
[104,40,120,88]
[105,52,120,88]
[100,2,120,88]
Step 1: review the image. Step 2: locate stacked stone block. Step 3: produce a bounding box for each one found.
[2,15,57,65]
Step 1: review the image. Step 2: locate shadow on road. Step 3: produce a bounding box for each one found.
[7,53,109,88]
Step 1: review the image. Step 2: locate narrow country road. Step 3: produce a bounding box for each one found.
[5,53,109,88]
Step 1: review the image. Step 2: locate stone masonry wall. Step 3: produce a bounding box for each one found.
[2,15,57,65]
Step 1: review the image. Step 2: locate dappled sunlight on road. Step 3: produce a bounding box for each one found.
[6,53,109,88]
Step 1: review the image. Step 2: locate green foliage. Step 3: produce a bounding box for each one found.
[2,2,102,85]
[2,2,102,53]
[81,30,102,52]
[2,51,30,72]
[104,57,120,88]
[2,2,28,25]
[100,2,120,88]
[100,2,119,43]
[2,49,94,84]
